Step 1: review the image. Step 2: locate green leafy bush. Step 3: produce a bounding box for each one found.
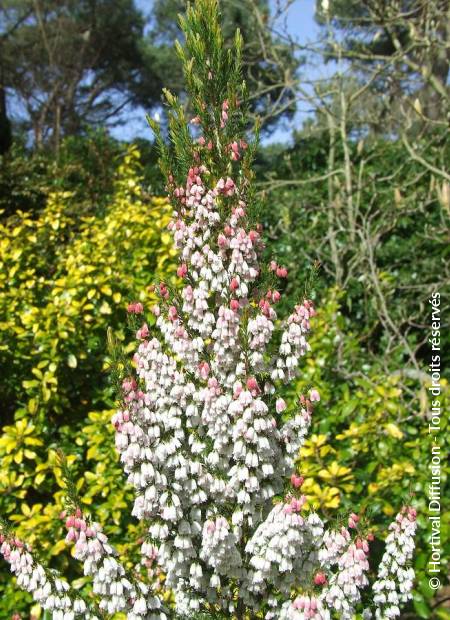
[289,290,449,618]
[0,144,175,616]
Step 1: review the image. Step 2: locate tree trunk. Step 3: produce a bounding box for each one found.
[0,65,12,155]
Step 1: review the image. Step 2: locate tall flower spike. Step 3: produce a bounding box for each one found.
[113,0,417,617]
[3,1,416,618]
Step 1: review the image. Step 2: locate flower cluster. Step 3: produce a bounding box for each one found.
[371,507,417,619]
[63,508,166,620]
[110,118,417,617]
[319,534,370,619]
[109,115,334,615]
[0,532,90,620]
[0,1,417,617]
[246,498,323,597]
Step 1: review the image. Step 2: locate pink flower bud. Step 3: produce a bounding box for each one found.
[290,497,305,512]
[65,529,76,542]
[208,377,218,389]
[290,473,304,488]
[246,377,259,392]
[221,177,235,196]
[276,398,287,413]
[168,306,178,321]
[136,323,149,340]
[198,361,210,380]
[197,136,206,146]
[159,283,169,299]
[230,278,239,291]
[348,517,357,529]
[276,266,288,278]
[314,571,327,587]
[310,389,320,402]
[408,507,417,521]
[177,263,188,278]
[259,299,270,316]
[230,299,240,311]
[272,291,281,302]
[233,384,243,398]
[122,380,135,397]
[65,516,75,528]
[217,234,228,247]
[127,301,143,313]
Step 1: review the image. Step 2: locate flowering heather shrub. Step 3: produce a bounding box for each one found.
[0,1,417,618]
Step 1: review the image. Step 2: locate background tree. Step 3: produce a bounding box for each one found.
[250,0,449,377]
[0,0,163,151]
[0,0,303,151]
[315,0,449,128]
[104,0,302,135]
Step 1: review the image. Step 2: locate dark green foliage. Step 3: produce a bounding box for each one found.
[0,131,167,217]
[315,0,449,125]
[258,128,450,371]
[0,0,163,149]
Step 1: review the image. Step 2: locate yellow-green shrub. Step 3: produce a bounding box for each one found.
[0,145,175,616]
